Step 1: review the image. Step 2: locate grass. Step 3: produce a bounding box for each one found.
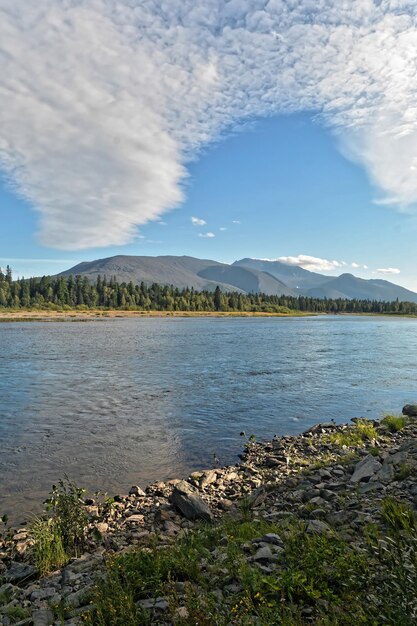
[381,413,408,432]
[80,497,417,626]
[328,419,378,447]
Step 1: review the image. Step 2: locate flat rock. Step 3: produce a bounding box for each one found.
[5,561,38,584]
[350,455,382,483]
[170,481,213,522]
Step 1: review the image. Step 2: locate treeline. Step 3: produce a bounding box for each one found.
[0,267,417,315]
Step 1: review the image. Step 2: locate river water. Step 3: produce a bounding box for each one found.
[0,315,416,522]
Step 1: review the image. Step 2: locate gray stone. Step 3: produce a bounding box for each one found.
[5,561,38,584]
[170,481,213,522]
[30,586,56,601]
[377,461,395,483]
[350,455,382,483]
[253,545,279,562]
[65,584,93,608]
[200,470,217,489]
[138,597,169,611]
[258,533,284,546]
[358,482,384,494]
[129,485,146,497]
[307,520,332,534]
[32,608,54,626]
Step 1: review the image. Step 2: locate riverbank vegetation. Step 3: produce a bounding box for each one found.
[1,269,417,315]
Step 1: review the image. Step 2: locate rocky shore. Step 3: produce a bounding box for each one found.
[1,406,417,625]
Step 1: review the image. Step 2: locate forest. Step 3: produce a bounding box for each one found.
[0,266,417,315]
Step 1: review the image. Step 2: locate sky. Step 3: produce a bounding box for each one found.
[1,1,417,290]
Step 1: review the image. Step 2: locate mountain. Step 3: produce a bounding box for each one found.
[60,255,417,303]
[305,273,417,303]
[60,255,297,296]
[233,258,328,289]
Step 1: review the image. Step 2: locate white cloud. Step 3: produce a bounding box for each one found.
[351,262,368,269]
[198,232,215,238]
[219,227,227,231]
[376,267,401,275]
[191,216,207,226]
[2,2,417,249]
[276,255,344,272]
[232,220,241,225]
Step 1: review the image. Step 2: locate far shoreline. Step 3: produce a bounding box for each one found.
[0,309,417,322]
[0,309,315,322]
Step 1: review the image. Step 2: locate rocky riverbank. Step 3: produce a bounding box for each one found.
[1,406,417,625]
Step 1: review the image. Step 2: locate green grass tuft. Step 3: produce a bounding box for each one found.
[381,414,408,432]
[328,419,377,447]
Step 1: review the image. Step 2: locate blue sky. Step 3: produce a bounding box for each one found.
[1,1,417,291]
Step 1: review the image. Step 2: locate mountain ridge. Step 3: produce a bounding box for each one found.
[59,255,417,303]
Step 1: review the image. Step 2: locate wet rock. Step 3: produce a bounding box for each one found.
[170,481,213,522]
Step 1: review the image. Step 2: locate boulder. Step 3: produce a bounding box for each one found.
[402,404,417,417]
[170,481,213,522]
[350,455,381,483]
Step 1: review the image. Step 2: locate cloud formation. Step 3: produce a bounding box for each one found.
[191,216,207,226]
[376,267,401,275]
[198,232,215,238]
[2,1,417,249]
[277,255,343,272]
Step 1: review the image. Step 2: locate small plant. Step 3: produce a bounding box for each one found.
[381,414,408,432]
